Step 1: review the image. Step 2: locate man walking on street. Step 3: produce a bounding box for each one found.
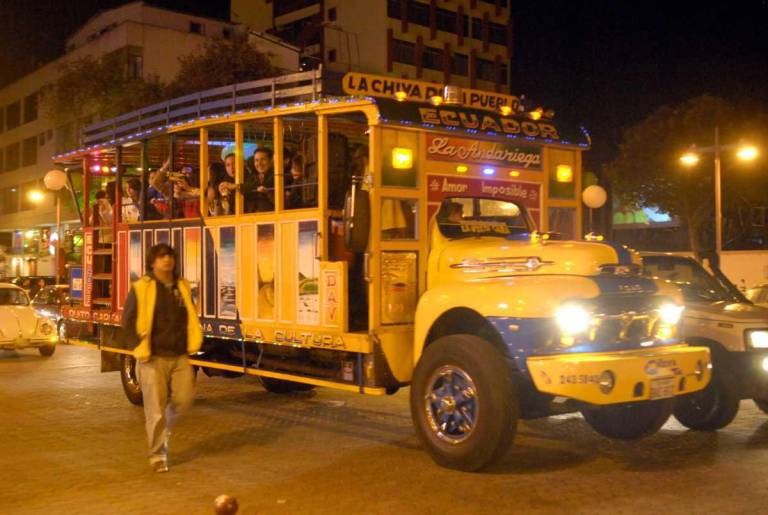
[121,243,202,472]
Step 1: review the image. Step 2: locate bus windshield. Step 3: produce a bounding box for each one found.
[436,197,533,239]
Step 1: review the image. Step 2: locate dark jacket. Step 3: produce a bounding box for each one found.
[242,168,275,212]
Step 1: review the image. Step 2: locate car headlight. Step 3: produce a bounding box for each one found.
[658,303,684,325]
[555,303,591,335]
[748,330,768,349]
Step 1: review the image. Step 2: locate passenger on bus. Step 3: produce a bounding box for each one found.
[91,190,114,244]
[243,148,275,212]
[172,166,201,218]
[124,178,162,222]
[205,162,226,216]
[150,170,172,217]
[285,154,308,209]
[217,153,237,215]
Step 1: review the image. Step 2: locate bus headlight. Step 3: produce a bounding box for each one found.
[748,330,768,349]
[658,303,684,325]
[555,303,591,335]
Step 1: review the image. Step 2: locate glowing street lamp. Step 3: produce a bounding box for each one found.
[44,169,69,283]
[680,128,760,254]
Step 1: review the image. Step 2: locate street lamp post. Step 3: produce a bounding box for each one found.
[680,127,758,254]
[44,170,68,284]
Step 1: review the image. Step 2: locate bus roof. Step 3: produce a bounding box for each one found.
[54,70,590,164]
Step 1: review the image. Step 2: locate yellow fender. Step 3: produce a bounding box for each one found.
[413,274,602,364]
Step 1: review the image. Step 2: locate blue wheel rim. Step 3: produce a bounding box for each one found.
[424,365,478,444]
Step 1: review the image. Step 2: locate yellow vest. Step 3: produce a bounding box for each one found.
[131,275,203,361]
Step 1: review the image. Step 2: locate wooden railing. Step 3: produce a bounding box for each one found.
[81,68,323,147]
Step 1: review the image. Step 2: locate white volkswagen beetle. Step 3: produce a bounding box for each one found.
[0,283,58,357]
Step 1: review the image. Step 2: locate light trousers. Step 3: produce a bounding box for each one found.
[137,355,194,464]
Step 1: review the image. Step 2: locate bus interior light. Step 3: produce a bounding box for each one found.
[556,165,573,183]
[392,148,413,169]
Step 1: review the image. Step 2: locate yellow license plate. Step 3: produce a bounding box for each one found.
[650,376,677,400]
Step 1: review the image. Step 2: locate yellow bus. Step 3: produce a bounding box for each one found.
[57,69,711,471]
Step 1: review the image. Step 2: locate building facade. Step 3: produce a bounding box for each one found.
[0,2,296,277]
[232,0,512,93]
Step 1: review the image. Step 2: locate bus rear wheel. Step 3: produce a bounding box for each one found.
[582,398,674,439]
[260,376,315,394]
[410,334,518,472]
[120,354,143,405]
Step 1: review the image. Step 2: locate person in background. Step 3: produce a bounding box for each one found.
[217,153,237,215]
[172,166,201,218]
[120,244,202,473]
[91,190,114,244]
[243,148,275,212]
[205,162,226,216]
[124,178,161,222]
[284,154,306,209]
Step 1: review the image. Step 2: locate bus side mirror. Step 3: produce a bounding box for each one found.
[343,177,370,253]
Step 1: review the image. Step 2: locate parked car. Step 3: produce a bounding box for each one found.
[31,285,70,341]
[11,276,56,298]
[641,253,768,430]
[0,283,58,357]
[746,283,768,308]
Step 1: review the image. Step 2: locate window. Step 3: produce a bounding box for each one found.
[452,52,468,75]
[20,181,41,211]
[6,101,21,130]
[242,117,279,214]
[281,114,319,211]
[381,129,418,188]
[167,129,201,220]
[189,22,205,34]
[5,142,20,172]
[23,92,38,123]
[392,39,416,65]
[422,46,443,71]
[22,136,37,167]
[475,57,496,82]
[381,199,418,240]
[409,1,429,25]
[471,17,482,39]
[328,48,337,62]
[274,0,319,17]
[327,112,369,210]
[488,21,508,45]
[0,187,19,214]
[499,63,509,85]
[435,8,468,35]
[328,7,337,21]
[128,54,143,79]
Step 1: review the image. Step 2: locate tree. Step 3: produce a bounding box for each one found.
[606,95,767,252]
[43,55,165,149]
[166,34,278,97]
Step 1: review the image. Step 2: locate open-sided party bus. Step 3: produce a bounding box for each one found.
[56,69,711,470]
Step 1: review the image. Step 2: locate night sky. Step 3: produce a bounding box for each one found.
[2,0,768,169]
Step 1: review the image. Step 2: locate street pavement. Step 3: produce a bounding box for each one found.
[2,344,768,515]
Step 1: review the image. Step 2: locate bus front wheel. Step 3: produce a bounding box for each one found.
[410,334,518,472]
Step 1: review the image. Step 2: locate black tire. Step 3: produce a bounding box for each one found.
[753,398,768,414]
[260,376,316,394]
[120,354,144,405]
[674,369,740,431]
[410,334,518,472]
[38,345,56,357]
[582,398,675,439]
